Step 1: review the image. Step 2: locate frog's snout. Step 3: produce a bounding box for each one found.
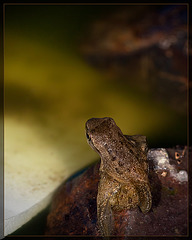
[85,118,99,130]
[86,117,112,131]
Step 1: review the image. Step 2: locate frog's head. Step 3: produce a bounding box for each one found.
[85,117,116,154]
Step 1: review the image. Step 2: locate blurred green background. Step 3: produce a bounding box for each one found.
[4,4,187,235]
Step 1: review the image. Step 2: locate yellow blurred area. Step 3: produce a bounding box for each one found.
[5,37,174,132]
[4,32,185,163]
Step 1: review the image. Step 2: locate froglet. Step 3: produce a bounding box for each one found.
[85,117,152,236]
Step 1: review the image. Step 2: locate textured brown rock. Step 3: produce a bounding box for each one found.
[45,146,189,236]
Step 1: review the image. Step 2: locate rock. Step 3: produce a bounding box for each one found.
[45,146,189,236]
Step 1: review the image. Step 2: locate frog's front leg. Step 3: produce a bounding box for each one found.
[97,172,120,236]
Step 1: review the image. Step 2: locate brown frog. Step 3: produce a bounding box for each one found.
[85,117,152,236]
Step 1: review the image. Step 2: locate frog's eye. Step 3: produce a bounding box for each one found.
[86,133,91,140]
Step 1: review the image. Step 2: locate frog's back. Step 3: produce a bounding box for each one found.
[103,134,152,214]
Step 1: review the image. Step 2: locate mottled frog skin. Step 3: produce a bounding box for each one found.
[85,117,152,236]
